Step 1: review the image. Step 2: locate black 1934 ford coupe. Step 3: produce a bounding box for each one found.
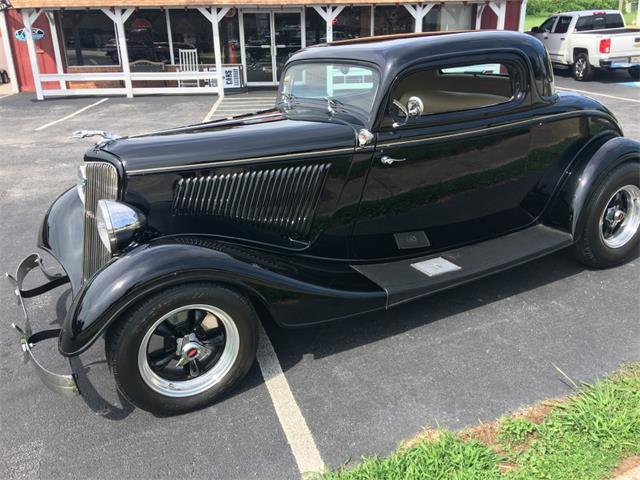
[8,31,640,414]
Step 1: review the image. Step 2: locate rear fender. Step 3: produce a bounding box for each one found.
[59,237,384,356]
[544,136,640,237]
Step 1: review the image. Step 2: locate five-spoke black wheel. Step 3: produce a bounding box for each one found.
[107,283,258,414]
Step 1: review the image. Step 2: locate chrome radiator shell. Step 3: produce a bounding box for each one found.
[82,162,118,281]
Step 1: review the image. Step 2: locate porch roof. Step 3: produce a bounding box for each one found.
[10,0,482,9]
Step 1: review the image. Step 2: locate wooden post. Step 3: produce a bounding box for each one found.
[102,8,134,98]
[22,9,44,100]
[45,11,66,90]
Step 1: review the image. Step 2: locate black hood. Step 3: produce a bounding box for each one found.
[98,110,357,174]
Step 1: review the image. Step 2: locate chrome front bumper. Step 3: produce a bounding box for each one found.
[6,253,80,398]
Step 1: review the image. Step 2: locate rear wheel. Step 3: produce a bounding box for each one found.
[574,163,640,268]
[573,53,594,81]
[106,283,258,414]
[629,68,640,81]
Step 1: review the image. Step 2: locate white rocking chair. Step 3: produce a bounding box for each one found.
[178,49,199,88]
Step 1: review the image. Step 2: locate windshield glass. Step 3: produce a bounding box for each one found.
[279,62,379,120]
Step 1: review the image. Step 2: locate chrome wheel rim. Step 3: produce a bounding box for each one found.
[575,58,586,78]
[138,304,240,398]
[599,185,640,249]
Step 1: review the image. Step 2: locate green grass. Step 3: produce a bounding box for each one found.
[317,364,640,480]
[524,15,548,31]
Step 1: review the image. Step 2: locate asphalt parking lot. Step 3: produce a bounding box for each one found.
[1,73,639,480]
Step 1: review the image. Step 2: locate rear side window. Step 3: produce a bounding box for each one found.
[389,62,516,119]
[554,16,572,34]
[575,16,594,31]
[605,13,624,28]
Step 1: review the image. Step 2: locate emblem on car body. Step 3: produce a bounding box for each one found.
[71,130,121,143]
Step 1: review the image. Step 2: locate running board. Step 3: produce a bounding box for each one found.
[352,225,574,308]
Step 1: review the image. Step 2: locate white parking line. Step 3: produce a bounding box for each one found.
[0,93,13,100]
[556,86,640,104]
[202,95,224,122]
[34,98,109,131]
[256,322,324,476]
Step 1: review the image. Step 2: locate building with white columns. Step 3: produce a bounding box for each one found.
[0,1,527,99]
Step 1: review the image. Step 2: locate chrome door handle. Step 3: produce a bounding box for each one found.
[380,155,406,166]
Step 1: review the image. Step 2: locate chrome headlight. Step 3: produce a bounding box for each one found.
[96,200,146,254]
[77,165,86,204]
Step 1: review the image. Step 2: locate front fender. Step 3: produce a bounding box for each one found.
[545,136,640,236]
[59,237,384,356]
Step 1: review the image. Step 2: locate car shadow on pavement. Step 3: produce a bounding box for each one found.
[264,248,604,371]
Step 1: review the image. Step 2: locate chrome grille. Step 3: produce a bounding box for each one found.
[172,163,331,239]
[82,162,118,281]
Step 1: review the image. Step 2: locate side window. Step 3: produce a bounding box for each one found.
[389,61,516,120]
[575,16,593,31]
[554,16,572,34]
[605,13,624,28]
[539,17,556,33]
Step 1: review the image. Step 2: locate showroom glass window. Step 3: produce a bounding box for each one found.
[305,7,324,45]
[59,10,119,66]
[439,4,473,30]
[219,10,240,64]
[374,6,413,35]
[124,10,168,64]
[170,9,214,65]
[334,7,372,40]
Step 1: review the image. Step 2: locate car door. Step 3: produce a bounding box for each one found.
[532,16,558,56]
[546,15,573,63]
[351,55,537,260]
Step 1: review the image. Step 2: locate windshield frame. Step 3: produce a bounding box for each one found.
[277,59,382,125]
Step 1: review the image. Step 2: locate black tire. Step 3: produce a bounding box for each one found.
[106,283,258,415]
[573,162,640,268]
[629,68,640,81]
[573,53,594,81]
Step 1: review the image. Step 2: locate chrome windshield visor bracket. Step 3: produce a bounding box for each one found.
[5,253,79,398]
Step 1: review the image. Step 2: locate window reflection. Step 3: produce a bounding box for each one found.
[374,6,414,36]
[60,11,119,66]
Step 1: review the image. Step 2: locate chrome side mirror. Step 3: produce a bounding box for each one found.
[392,96,424,128]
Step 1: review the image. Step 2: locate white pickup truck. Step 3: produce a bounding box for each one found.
[530,10,640,81]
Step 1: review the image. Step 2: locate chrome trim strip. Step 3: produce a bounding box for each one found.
[376,110,608,149]
[127,147,354,175]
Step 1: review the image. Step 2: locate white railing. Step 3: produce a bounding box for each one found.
[37,71,221,98]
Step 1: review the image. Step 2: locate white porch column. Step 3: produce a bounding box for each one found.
[0,10,19,93]
[475,4,486,30]
[404,4,434,33]
[21,9,44,100]
[45,10,65,90]
[312,5,345,43]
[489,0,507,30]
[197,7,230,97]
[518,0,528,31]
[102,8,134,98]
[165,9,175,65]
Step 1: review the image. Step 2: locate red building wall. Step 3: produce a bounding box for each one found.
[6,8,57,91]
[481,0,523,30]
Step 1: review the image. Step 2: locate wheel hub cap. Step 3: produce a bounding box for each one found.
[599,185,640,249]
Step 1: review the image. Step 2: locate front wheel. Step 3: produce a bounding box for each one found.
[574,162,640,268]
[573,53,594,81]
[106,283,258,414]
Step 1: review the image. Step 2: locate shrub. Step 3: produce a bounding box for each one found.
[527,0,619,17]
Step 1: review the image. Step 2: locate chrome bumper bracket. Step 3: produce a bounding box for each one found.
[6,253,79,399]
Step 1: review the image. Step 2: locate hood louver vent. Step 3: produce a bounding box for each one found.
[172,163,331,239]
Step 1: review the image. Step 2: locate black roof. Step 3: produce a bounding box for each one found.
[288,30,549,94]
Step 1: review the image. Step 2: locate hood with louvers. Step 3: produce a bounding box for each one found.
[172,163,331,239]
